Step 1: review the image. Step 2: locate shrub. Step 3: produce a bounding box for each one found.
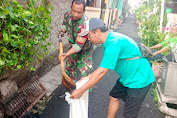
[135,0,167,47]
[0,0,53,74]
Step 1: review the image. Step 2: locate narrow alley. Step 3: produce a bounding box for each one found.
[42,14,165,118]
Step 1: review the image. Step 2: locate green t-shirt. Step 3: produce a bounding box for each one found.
[100,32,155,88]
[160,37,177,48]
[160,37,177,55]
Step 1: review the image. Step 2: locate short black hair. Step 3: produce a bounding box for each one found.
[71,0,86,10]
[92,26,108,33]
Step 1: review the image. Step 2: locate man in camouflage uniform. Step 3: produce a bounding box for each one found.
[59,0,93,83]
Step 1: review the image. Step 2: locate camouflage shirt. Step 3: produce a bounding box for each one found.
[61,9,92,54]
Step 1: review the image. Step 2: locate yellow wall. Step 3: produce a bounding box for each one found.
[85,7,111,27]
[85,7,101,19]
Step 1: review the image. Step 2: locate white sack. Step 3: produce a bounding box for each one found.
[65,79,89,118]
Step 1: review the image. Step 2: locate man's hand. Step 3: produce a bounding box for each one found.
[61,31,65,37]
[61,29,66,37]
[70,89,83,99]
[58,53,68,61]
[57,30,66,38]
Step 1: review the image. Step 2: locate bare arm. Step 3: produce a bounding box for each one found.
[59,35,88,60]
[153,47,169,56]
[65,47,77,56]
[150,43,162,49]
[59,47,76,61]
[70,67,109,99]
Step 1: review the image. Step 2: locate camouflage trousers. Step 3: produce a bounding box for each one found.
[65,51,93,82]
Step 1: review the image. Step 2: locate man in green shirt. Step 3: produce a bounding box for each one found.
[70,18,155,118]
[59,0,93,83]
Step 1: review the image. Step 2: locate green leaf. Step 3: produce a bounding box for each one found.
[1,47,10,54]
[12,0,18,5]
[46,42,51,45]
[17,65,22,69]
[26,43,31,47]
[0,13,6,18]
[10,39,18,47]
[23,11,31,16]
[3,30,9,42]
[9,11,15,18]
[11,25,16,31]
[44,34,49,38]
[0,60,5,66]
[24,28,31,33]
[4,9,10,15]
[20,55,25,60]
[11,34,20,39]
[24,18,34,24]
[30,67,35,71]
[0,6,5,10]
[7,6,14,12]
[14,24,19,28]
[9,60,14,66]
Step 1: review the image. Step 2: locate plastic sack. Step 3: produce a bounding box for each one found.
[65,79,89,118]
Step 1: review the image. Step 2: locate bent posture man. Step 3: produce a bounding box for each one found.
[69,18,155,118]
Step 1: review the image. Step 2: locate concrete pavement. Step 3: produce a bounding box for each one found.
[39,65,62,97]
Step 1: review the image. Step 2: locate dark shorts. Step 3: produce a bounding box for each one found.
[109,79,151,118]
